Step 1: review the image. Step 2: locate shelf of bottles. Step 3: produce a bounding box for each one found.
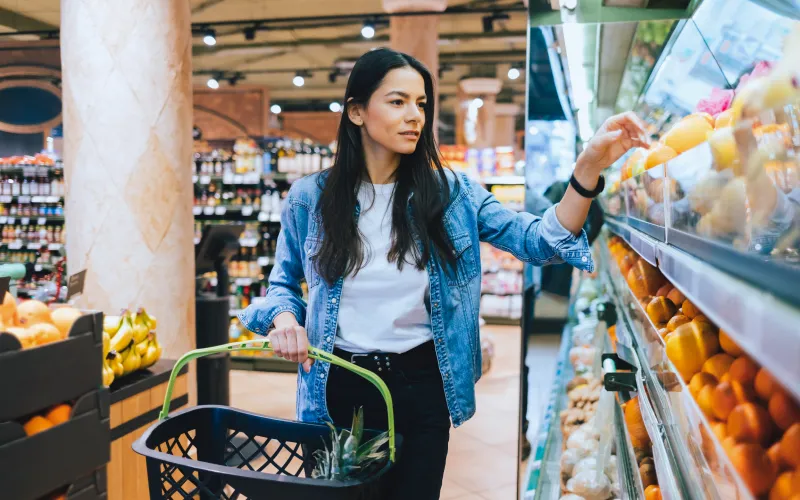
[0,155,66,274]
[192,137,332,324]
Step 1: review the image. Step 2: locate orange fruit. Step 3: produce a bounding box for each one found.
[755,369,781,401]
[702,353,735,380]
[667,314,691,332]
[697,384,716,419]
[711,382,739,420]
[728,402,775,446]
[720,373,731,383]
[770,470,800,500]
[768,442,788,471]
[719,330,744,357]
[689,372,718,398]
[644,484,662,500]
[627,260,666,299]
[646,296,678,325]
[23,415,54,436]
[682,299,702,319]
[667,288,686,307]
[779,423,800,468]
[666,322,720,381]
[16,299,52,327]
[769,392,800,431]
[729,442,778,496]
[625,396,651,448]
[45,404,71,426]
[710,420,728,441]
[620,253,636,276]
[645,143,678,170]
[655,283,673,297]
[729,356,759,386]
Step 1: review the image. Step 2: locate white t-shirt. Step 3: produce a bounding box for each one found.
[335,182,433,353]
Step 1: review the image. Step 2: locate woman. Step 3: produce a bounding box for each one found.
[239,48,647,499]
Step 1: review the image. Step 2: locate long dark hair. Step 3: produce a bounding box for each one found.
[316,48,457,284]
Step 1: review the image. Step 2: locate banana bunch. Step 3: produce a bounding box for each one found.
[101,330,115,387]
[102,308,162,381]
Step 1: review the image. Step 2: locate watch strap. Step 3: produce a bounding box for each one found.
[570,173,605,199]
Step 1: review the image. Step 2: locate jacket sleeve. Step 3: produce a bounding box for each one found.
[461,174,594,272]
[238,198,307,335]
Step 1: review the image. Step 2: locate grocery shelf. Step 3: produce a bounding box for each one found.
[480,315,520,326]
[1,241,64,252]
[0,195,63,204]
[0,214,64,223]
[605,221,800,403]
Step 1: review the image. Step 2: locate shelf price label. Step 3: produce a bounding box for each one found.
[38,218,47,225]
[7,217,14,224]
[18,196,30,204]
[0,196,11,203]
[34,264,43,272]
[203,207,214,216]
[20,218,29,225]
[48,243,62,251]
[8,241,21,250]
[257,256,270,267]
[27,243,42,250]
[233,175,244,184]
[241,206,253,216]
[0,217,7,224]
[192,175,198,184]
[192,206,202,215]
[214,206,226,216]
[31,196,44,203]
[46,196,60,203]
[67,269,87,300]
[199,175,211,185]
[258,211,268,222]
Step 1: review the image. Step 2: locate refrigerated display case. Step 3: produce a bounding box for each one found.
[523,2,800,499]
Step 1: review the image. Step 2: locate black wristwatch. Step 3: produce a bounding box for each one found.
[569,173,605,199]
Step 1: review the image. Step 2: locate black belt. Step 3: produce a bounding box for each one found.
[333,340,438,375]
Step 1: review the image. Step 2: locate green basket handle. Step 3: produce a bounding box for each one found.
[157,339,396,462]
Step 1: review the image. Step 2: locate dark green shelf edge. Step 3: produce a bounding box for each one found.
[229,355,298,373]
[109,359,188,404]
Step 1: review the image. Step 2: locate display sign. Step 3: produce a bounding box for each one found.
[66,270,87,300]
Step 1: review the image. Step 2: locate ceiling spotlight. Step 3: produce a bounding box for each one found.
[228,73,243,86]
[329,102,342,113]
[293,74,305,87]
[203,28,217,46]
[207,77,219,90]
[508,67,521,80]
[244,26,256,41]
[271,104,282,114]
[361,22,375,39]
[474,98,484,108]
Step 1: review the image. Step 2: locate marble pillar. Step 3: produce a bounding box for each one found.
[383,0,447,136]
[494,103,521,149]
[458,78,503,149]
[61,1,196,368]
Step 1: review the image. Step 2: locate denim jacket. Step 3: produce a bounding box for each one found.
[239,170,593,427]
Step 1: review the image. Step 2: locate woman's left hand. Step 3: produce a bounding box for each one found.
[576,112,650,176]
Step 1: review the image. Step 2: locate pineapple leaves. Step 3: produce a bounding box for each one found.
[310,407,390,482]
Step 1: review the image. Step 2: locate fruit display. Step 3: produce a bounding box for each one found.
[0,293,82,349]
[21,403,72,437]
[101,308,162,387]
[606,235,800,497]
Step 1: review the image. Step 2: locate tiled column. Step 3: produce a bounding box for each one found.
[383,0,447,136]
[459,77,503,149]
[61,1,196,363]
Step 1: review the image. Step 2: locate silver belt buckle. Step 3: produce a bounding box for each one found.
[349,353,369,365]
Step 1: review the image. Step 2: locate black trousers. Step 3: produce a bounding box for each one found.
[326,341,451,500]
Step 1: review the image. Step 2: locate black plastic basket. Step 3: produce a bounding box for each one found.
[133,340,400,500]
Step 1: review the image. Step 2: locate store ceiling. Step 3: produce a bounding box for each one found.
[0,0,529,116]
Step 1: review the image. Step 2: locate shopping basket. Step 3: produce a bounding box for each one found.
[132,339,400,500]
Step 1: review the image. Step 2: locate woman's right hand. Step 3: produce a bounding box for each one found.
[268,325,315,373]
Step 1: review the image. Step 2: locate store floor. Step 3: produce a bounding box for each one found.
[229,325,523,500]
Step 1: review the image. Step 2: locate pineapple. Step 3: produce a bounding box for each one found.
[311,407,390,481]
